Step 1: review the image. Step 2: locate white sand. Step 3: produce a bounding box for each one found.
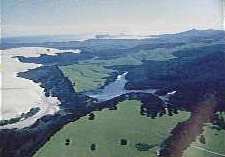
[0,47,80,129]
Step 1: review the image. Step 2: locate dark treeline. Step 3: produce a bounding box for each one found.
[0,107,40,126]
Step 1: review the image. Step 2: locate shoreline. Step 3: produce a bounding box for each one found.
[0,47,69,129]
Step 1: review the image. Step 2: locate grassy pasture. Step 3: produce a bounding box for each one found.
[60,64,113,92]
[35,100,190,157]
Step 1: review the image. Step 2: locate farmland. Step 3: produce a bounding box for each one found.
[35,100,190,157]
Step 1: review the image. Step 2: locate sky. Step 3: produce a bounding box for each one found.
[1,0,224,37]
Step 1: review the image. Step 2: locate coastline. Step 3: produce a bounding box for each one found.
[0,47,69,129]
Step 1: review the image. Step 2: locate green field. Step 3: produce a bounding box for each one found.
[133,42,212,62]
[80,55,142,66]
[60,64,113,92]
[183,113,225,157]
[135,48,176,61]
[35,100,190,157]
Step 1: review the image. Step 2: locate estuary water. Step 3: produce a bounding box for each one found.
[85,72,157,101]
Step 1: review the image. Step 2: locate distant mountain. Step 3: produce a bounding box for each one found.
[153,29,225,43]
[2,29,223,44]
[1,34,96,44]
[1,29,224,50]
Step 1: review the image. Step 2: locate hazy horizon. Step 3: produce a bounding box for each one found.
[2,0,225,38]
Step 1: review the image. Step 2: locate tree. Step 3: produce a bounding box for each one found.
[120,139,127,145]
[88,113,95,120]
[90,144,96,151]
[199,135,206,144]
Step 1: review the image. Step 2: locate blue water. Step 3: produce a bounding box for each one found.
[85,72,156,101]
